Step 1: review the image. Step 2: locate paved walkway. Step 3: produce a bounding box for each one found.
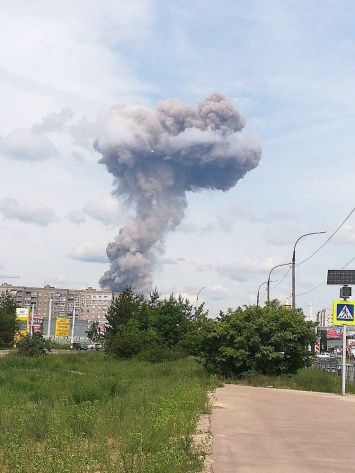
[210,385,355,473]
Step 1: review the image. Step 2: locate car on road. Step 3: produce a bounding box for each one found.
[71,342,88,351]
[87,343,103,350]
[317,352,332,358]
[316,356,339,372]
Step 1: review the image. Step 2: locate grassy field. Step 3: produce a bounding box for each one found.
[0,352,213,473]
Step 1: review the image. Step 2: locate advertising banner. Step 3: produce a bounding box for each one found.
[16,308,30,317]
[327,327,343,338]
[55,318,70,337]
[32,316,44,333]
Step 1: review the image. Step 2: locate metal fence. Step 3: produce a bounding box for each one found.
[313,362,355,386]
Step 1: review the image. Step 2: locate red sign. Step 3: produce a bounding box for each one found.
[31,316,44,333]
[327,327,343,338]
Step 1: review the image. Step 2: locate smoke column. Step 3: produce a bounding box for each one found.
[95,92,261,293]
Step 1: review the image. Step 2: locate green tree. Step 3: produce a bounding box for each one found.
[104,287,146,356]
[86,317,101,342]
[104,288,197,360]
[178,303,209,356]
[16,332,52,357]
[153,295,193,348]
[0,291,17,348]
[198,300,316,377]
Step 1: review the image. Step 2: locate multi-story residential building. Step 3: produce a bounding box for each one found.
[316,308,332,327]
[0,284,118,321]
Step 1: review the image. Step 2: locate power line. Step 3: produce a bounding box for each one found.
[296,281,325,297]
[297,207,355,266]
[343,256,355,269]
[271,267,291,290]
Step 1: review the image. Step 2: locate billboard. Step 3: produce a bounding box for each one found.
[55,318,70,337]
[32,316,44,333]
[15,308,30,341]
[327,327,343,338]
[16,308,30,317]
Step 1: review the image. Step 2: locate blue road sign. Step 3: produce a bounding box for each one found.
[333,300,355,325]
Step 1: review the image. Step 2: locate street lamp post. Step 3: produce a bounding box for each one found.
[257,280,274,306]
[291,231,326,309]
[195,286,206,310]
[267,263,292,303]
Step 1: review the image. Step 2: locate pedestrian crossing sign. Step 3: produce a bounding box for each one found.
[333,300,355,325]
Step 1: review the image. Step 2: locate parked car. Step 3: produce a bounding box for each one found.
[87,343,103,350]
[317,352,331,358]
[71,342,88,351]
[316,356,338,364]
[316,356,339,373]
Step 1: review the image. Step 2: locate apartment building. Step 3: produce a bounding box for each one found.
[0,284,118,321]
[316,308,332,327]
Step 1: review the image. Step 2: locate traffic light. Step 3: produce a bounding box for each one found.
[340,285,352,299]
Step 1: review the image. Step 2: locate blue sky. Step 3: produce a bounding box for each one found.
[0,0,354,318]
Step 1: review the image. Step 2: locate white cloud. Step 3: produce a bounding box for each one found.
[0,128,57,161]
[68,211,86,225]
[32,107,75,134]
[207,285,232,301]
[0,197,56,226]
[214,256,287,282]
[333,223,355,245]
[68,241,108,263]
[82,195,123,226]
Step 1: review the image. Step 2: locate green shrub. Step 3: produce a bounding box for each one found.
[16,333,52,357]
[136,346,188,363]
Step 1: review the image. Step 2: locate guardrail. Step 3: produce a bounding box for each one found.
[313,362,355,385]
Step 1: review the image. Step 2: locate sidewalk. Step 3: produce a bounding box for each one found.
[210,385,355,473]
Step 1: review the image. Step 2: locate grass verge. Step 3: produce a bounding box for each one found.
[229,367,355,395]
[0,352,212,472]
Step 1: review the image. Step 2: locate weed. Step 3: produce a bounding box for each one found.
[0,352,211,472]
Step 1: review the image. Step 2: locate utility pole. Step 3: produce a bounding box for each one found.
[267,263,292,302]
[291,232,325,309]
[195,286,207,311]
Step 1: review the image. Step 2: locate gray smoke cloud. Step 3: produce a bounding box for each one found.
[95,92,261,293]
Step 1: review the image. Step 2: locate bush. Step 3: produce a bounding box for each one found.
[135,346,188,363]
[198,301,316,377]
[0,291,17,348]
[16,333,52,357]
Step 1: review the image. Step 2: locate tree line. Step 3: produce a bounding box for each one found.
[0,287,316,377]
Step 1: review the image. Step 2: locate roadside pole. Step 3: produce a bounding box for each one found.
[47,298,52,338]
[342,324,346,396]
[70,306,76,348]
[327,270,355,397]
[30,304,35,336]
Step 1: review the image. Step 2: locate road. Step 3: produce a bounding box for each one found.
[210,384,355,473]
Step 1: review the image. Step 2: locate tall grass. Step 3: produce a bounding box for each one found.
[232,368,355,395]
[0,352,212,472]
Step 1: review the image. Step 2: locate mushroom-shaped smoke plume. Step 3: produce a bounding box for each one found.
[95,92,261,293]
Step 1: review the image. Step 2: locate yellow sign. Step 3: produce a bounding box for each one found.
[333,300,355,325]
[15,308,30,342]
[16,308,30,317]
[55,318,70,337]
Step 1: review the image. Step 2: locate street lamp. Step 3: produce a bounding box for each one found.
[195,286,207,310]
[257,280,275,306]
[267,263,292,302]
[291,231,326,309]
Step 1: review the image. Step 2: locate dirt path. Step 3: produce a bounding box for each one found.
[210,385,355,473]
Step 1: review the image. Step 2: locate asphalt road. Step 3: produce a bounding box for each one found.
[211,385,355,473]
